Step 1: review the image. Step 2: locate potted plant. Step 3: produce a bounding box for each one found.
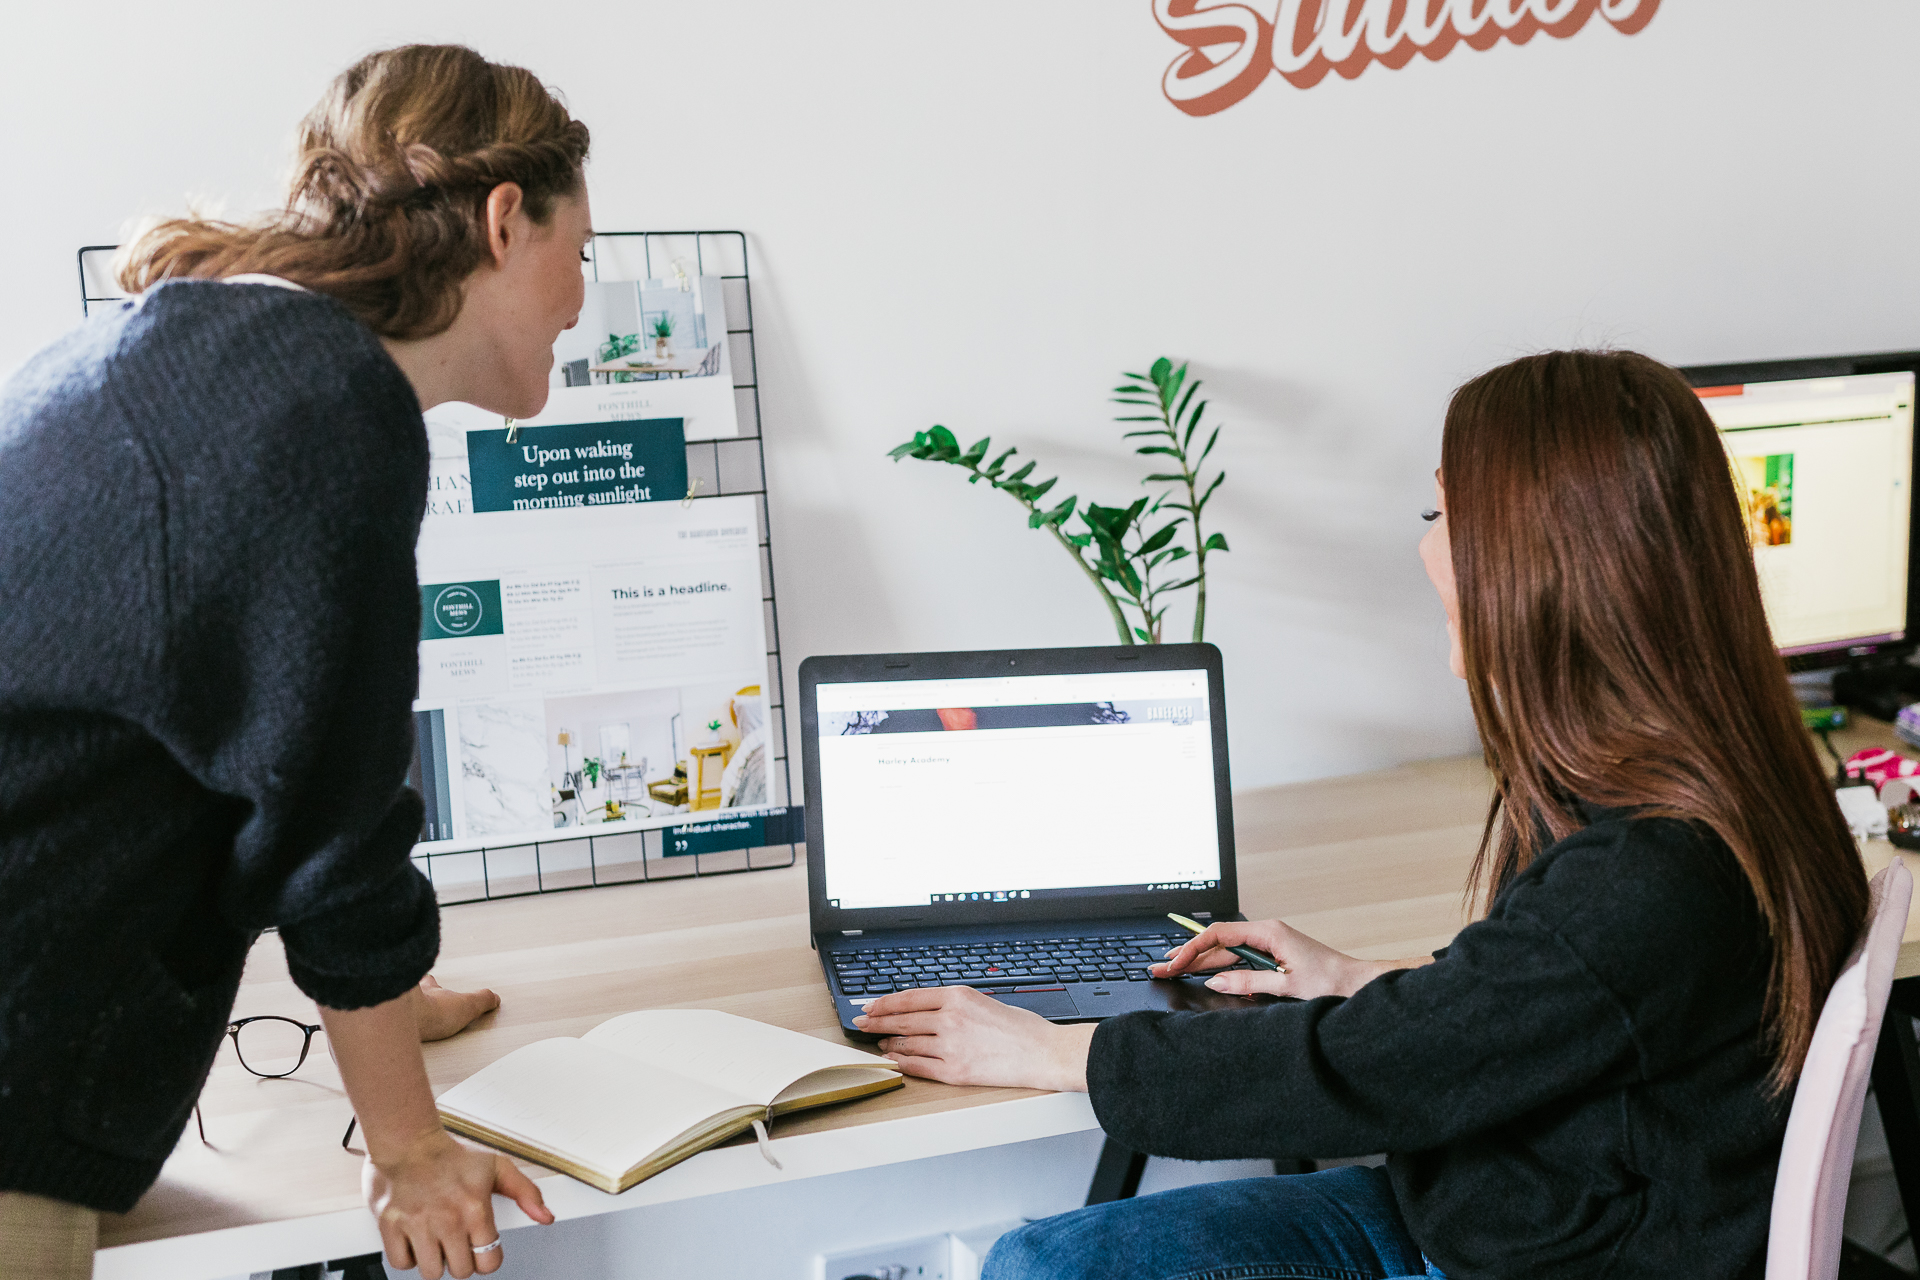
[889,358,1228,644]
[597,332,639,363]
[650,314,676,360]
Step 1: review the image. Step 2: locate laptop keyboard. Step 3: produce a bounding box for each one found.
[831,931,1247,996]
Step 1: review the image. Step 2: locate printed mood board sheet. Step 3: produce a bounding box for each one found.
[411,276,775,856]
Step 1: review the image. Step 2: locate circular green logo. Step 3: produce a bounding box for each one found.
[433,584,484,636]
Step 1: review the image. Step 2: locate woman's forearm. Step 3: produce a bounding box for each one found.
[320,989,442,1160]
[1047,1023,1099,1093]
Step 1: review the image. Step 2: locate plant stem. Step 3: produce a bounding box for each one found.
[952,452,1134,645]
[1045,522,1135,644]
[1186,469,1208,644]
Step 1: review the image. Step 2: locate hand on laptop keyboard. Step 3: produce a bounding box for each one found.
[830,933,1247,996]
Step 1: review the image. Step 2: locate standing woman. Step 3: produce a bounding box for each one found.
[854,350,1871,1278]
[0,46,593,1279]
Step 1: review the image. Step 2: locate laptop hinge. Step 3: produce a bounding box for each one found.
[841,929,864,936]
[1192,912,1212,921]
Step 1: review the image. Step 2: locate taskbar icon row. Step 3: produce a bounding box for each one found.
[930,889,1032,904]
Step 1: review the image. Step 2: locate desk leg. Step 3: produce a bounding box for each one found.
[1085,1137,1148,1205]
[1871,978,1920,1240]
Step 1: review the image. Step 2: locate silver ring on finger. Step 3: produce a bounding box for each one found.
[472,1238,502,1254]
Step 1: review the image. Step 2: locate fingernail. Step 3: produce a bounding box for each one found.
[1204,976,1224,989]
[851,1016,867,1026]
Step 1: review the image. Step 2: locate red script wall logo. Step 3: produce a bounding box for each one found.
[1157,0,1661,117]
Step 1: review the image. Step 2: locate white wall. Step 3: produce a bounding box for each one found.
[7,1,1920,789]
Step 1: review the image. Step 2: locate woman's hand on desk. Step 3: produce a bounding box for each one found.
[413,974,500,1042]
[1155,919,1430,1000]
[323,991,552,1279]
[855,986,1095,1092]
[364,1132,551,1279]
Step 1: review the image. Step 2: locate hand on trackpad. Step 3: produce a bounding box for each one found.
[987,988,1079,1018]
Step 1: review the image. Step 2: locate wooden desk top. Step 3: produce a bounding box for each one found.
[100,733,1920,1267]
[99,752,1493,1262]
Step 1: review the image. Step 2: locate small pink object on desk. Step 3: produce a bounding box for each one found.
[1844,747,1919,800]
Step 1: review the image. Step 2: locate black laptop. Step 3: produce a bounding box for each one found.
[800,643,1256,1036]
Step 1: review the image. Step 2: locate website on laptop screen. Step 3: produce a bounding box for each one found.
[814,669,1221,910]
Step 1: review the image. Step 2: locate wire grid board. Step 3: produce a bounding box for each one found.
[75,231,798,904]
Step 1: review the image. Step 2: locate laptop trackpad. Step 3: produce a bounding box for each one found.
[987,989,1079,1018]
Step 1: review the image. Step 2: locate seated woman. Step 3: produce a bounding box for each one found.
[853,349,1870,1280]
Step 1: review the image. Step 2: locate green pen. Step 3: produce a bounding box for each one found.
[1167,913,1288,974]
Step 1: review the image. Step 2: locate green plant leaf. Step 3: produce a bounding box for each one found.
[1040,495,1077,526]
[1135,445,1181,457]
[1162,364,1188,410]
[887,442,920,460]
[960,436,991,466]
[1175,382,1200,429]
[985,446,1018,476]
[1150,357,1172,383]
[1199,472,1225,505]
[1124,496,1151,521]
[1025,476,1058,502]
[929,425,960,454]
[1203,532,1230,551]
[1118,561,1143,596]
[1198,426,1220,463]
[1114,415,1164,423]
[1182,400,1207,449]
[1122,370,1150,382]
[1142,473,1186,482]
[1139,522,1181,554]
[1163,575,1203,591]
[1065,532,1091,548]
[1134,626,1151,642]
[1123,429,1171,439]
[1004,460,1037,484]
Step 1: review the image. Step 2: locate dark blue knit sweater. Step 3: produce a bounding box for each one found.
[0,280,439,1212]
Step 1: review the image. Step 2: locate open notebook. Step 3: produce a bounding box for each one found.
[436,1009,903,1193]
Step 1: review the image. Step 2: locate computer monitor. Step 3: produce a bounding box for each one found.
[1679,352,1920,671]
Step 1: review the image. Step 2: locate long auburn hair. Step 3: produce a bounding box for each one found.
[117,44,590,339]
[1442,350,1868,1092]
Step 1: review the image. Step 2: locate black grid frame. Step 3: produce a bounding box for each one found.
[74,231,797,905]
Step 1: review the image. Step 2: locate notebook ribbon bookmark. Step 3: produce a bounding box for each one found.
[751,1117,783,1170]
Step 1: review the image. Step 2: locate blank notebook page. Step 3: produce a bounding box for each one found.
[436,1037,750,1173]
[581,1009,895,1105]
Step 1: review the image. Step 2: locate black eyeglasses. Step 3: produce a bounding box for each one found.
[194,1016,358,1150]
[225,1015,324,1076]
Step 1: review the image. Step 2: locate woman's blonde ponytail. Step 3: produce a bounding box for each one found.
[117,45,590,339]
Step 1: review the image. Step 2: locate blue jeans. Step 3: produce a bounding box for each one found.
[982,1165,1445,1280]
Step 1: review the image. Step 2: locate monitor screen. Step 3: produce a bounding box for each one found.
[1696,370,1917,658]
[812,668,1221,911]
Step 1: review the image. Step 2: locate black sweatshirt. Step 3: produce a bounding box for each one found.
[0,280,438,1212]
[1088,805,1785,1280]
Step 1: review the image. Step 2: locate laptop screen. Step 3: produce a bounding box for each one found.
[813,668,1221,910]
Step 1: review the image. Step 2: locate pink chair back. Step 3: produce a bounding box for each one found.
[1767,856,1912,1279]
